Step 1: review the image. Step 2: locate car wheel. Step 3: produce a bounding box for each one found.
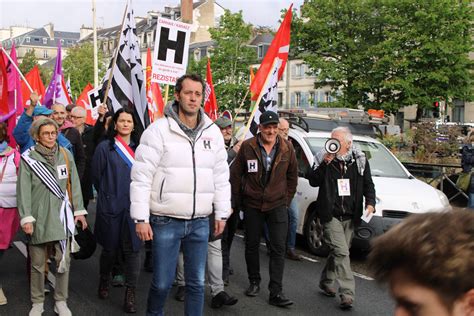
[304,210,330,257]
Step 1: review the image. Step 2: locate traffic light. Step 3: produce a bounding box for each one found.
[433,101,440,118]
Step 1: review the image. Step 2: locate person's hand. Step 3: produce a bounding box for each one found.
[98,104,108,119]
[30,91,40,108]
[233,140,243,153]
[366,205,375,214]
[324,153,335,164]
[22,222,34,235]
[136,223,153,241]
[74,215,88,230]
[214,219,226,236]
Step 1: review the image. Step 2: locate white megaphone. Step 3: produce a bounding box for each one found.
[325,138,341,154]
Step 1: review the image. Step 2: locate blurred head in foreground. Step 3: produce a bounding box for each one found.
[368,210,474,316]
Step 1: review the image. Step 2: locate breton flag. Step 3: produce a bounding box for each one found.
[21,65,45,106]
[101,0,149,136]
[145,48,164,122]
[66,75,73,101]
[245,5,292,137]
[204,58,218,121]
[43,41,72,108]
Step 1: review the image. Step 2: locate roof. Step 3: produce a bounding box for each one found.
[249,33,274,46]
[1,26,79,49]
[189,40,215,49]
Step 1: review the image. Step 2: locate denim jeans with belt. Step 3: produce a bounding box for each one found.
[146,215,209,316]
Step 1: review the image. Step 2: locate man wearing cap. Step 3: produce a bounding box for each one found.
[13,92,72,154]
[230,111,298,307]
[215,116,242,164]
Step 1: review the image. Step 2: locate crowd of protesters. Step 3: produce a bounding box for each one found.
[0,73,471,316]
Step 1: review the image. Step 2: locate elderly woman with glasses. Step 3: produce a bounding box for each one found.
[17,118,87,316]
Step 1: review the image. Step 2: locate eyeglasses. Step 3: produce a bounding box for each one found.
[40,131,58,137]
[71,115,85,119]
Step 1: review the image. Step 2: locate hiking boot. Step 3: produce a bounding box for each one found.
[286,249,302,261]
[54,301,72,316]
[124,287,137,313]
[244,282,260,297]
[269,292,294,307]
[319,283,336,297]
[174,286,185,302]
[29,302,44,316]
[340,295,353,310]
[211,291,238,308]
[98,276,110,299]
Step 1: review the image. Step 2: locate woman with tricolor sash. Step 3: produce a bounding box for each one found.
[17,118,88,316]
[92,108,141,313]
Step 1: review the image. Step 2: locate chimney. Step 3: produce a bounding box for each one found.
[80,25,93,40]
[45,23,54,40]
[181,0,193,24]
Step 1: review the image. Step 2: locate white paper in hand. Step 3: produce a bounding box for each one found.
[361,209,374,223]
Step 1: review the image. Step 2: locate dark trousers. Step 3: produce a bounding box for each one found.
[99,221,140,288]
[244,206,288,297]
[221,211,239,276]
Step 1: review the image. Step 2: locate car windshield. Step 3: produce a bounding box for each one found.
[304,137,409,179]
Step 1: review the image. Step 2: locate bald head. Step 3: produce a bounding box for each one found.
[278,118,289,140]
[51,103,67,127]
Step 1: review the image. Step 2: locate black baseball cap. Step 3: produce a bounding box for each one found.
[259,111,279,126]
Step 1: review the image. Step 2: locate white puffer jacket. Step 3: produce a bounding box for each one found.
[130,113,231,221]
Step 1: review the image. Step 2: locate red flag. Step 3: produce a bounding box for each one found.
[21,65,45,106]
[146,48,164,122]
[76,83,95,125]
[250,5,292,101]
[204,58,218,121]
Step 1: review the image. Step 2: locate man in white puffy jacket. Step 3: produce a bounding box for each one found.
[130,74,231,316]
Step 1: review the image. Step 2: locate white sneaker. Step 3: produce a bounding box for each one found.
[54,301,72,316]
[29,303,44,316]
[0,288,7,305]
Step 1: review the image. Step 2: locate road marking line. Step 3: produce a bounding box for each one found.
[353,272,374,281]
[14,241,57,287]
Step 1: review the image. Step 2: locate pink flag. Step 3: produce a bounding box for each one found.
[3,44,23,147]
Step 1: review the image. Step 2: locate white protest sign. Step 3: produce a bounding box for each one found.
[87,87,102,120]
[152,17,192,86]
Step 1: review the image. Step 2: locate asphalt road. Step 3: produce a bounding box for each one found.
[0,203,395,316]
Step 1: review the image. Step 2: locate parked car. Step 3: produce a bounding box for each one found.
[287,114,451,256]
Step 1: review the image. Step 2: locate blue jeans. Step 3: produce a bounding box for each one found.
[146,215,209,316]
[287,198,299,250]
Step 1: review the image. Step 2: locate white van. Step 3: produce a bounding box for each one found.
[288,119,451,256]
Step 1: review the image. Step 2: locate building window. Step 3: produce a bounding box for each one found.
[60,39,64,44]
[295,92,301,107]
[43,50,48,58]
[42,38,47,44]
[25,37,30,43]
[309,91,315,107]
[200,48,207,60]
[293,64,304,79]
[258,44,264,59]
[278,92,283,107]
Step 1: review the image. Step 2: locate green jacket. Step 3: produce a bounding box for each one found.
[17,148,87,245]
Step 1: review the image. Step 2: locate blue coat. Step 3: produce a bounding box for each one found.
[13,111,73,153]
[92,139,141,252]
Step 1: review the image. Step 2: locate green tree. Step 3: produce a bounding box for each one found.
[296,0,473,117]
[63,43,106,98]
[209,10,257,112]
[19,49,39,75]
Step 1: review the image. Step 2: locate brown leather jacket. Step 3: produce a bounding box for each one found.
[230,134,298,212]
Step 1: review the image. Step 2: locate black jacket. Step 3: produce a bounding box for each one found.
[80,125,97,201]
[306,153,376,226]
[461,144,474,193]
[62,126,86,180]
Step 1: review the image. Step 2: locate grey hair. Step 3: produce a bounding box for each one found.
[30,118,58,139]
[71,106,86,117]
[332,126,353,142]
[51,103,65,110]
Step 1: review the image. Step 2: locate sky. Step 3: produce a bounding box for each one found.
[0,0,304,32]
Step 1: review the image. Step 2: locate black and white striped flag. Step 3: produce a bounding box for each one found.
[101,0,149,136]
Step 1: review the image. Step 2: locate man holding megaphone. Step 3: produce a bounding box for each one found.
[305,127,376,311]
